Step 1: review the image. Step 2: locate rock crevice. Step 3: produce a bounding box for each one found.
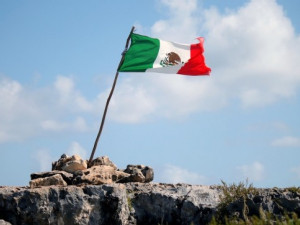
[30,155,154,188]
[1,184,300,225]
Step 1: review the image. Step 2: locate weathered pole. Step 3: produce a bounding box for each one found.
[88,26,135,167]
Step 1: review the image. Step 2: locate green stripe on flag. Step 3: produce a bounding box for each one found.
[118,33,160,72]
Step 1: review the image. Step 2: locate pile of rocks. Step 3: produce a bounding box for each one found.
[29,155,154,188]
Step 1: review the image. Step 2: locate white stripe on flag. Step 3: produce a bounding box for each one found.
[151,39,190,69]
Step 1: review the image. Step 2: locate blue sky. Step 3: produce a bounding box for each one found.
[0,0,299,187]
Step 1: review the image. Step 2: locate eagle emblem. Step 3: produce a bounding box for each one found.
[160,52,183,67]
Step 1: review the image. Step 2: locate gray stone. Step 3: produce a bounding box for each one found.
[0,184,131,225]
[119,165,154,183]
[1,184,300,225]
[52,154,87,173]
[223,188,300,222]
[32,155,154,186]
[29,174,67,188]
[31,170,73,185]
[90,156,117,169]
[0,220,12,225]
[73,165,130,185]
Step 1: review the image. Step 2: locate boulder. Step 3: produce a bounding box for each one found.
[90,156,117,169]
[52,154,87,174]
[0,220,12,225]
[1,184,300,225]
[30,170,73,185]
[29,174,67,188]
[30,155,154,187]
[119,164,154,183]
[73,165,130,185]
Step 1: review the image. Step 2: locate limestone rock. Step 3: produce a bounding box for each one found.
[1,184,300,225]
[0,220,12,225]
[31,170,73,185]
[73,165,130,185]
[31,155,153,186]
[29,174,67,188]
[223,188,300,222]
[52,154,87,174]
[90,156,117,169]
[119,165,154,183]
[0,184,132,225]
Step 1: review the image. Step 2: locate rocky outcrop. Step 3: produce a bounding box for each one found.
[30,155,154,187]
[2,155,300,224]
[1,184,299,225]
[220,187,300,222]
[0,183,219,225]
[52,154,88,173]
[0,219,12,225]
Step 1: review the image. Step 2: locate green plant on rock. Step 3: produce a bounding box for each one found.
[210,180,300,225]
[286,187,300,194]
[126,190,133,211]
[215,179,258,223]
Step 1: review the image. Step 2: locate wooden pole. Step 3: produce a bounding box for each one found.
[88,26,135,167]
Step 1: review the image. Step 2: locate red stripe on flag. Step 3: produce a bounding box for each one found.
[177,37,211,76]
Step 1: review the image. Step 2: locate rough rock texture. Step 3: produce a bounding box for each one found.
[90,156,117,169]
[0,219,12,225]
[52,154,87,173]
[0,184,132,225]
[72,166,130,185]
[31,155,154,187]
[223,187,300,221]
[120,165,154,183]
[29,174,67,188]
[31,171,74,185]
[1,184,299,225]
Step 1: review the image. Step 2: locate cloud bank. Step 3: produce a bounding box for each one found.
[157,164,207,184]
[1,0,300,142]
[271,136,300,147]
[111,0,300,122]
[237,161,265,182]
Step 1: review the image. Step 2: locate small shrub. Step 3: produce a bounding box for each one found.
[215,179,258,223]
[286,187,300,194]
[210,180,300,225]
[126,190,133,211]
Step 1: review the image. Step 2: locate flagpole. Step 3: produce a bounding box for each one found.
[88,26,135,167]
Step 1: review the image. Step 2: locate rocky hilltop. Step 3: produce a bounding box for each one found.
[1,183,300,225]
[0,155,299,224]
[0,183,218,225]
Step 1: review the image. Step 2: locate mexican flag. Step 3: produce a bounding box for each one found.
[118,33,211,76]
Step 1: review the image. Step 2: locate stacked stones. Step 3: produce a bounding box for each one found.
[30,155,154,188]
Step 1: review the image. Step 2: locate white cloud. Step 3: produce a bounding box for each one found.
[237,161,265,182]
[55,76,94,112]
[41,120,67,131]
[0,76,97,143]
[104,0,300,122]
[203,0,300,108]
[41,117,88,132]
[1,0,300,140]
[157,164,207,184]
[33,149,54,172]
[55,75,74,103]
[152,0,198,42]
[271,136,300,147]
[109,77,157,123]
[0,78,44,142]
[32,142,87,172]
[67,141,88,159]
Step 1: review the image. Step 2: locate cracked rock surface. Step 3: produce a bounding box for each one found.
[1,184,300,225]
[0,183,220,225]
[30,155,154,187]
